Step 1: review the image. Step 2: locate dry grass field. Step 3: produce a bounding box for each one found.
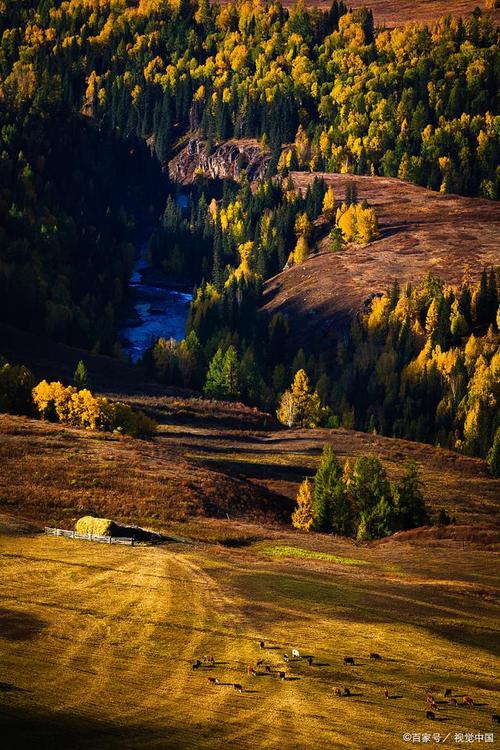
[1,351,499,748]
[1,412,499,533]
[262,173,500,345]
[280,0,500,28]
[0,529,499,750]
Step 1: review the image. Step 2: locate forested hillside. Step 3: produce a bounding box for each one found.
[0,0,498,462]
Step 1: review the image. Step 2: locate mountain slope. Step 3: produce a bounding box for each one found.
[262,173,500,343]
[291,0,500,27]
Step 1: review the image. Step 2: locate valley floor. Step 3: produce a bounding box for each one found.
[0,532,499,749]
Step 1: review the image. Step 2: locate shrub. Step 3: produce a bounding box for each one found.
[0,361,35,415]
[32,380,156,438]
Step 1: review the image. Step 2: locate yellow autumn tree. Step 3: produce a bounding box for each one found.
[336,203,357,242]
[294,211,312,239]
[32,380,75,422]
[356,204,378,244]
[290,235,309,266]
[277,369,324,428]
[292,478,315,531]
[68,389,101,430]
[322,186,336,220]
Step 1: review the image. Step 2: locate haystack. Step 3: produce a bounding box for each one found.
[75,516,119,537]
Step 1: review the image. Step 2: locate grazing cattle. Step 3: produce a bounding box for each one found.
[233,684,243,693]
[256,659,264,667]
[283,654,289,662]
[306,657,313,666]
[426,711,435,721]
[444,688,452,697]
[450,698,458,706]
[259,641,265,649]
[192,660,202,670]
[344,687,351,697]
[370,653,382,660]
[208,655,215,666]
[429,701,438,711]
[427,694,434,704]
[279,671,286,680]
[292,649,301,659]
[463,696,474,706]
[384,690,389,699]
[207,677,218,685]
[492,714,500,724]
[333,687,342,697]
[265,665,271,673]
[247,665,255,676]
[344,657,355,666]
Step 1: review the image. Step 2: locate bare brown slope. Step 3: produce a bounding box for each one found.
[281,0,500,28]
[262,173,500,343]
[0,415,291,529]
[1,412,498,533]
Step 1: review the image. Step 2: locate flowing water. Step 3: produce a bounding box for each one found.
[119,249,192,363]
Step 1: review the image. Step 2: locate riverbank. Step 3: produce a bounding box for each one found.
[119,249,193,363]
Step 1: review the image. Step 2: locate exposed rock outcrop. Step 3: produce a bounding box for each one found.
[168,137,271,184]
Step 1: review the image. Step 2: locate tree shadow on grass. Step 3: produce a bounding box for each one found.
[0,608,46,641]
[0,683,25,693]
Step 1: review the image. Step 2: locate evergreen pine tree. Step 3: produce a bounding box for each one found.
[222,345,240,398]
[312,444,341,531]
[487,426,500,477]
[204,347,225,398]
[73,360,90,390]
[350,455,393,538]
[393,460,428,530]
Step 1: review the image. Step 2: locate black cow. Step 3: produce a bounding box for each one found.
[344,657,355,665]
[426,711,435,720]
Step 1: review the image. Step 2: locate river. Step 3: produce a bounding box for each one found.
[119,247,192,363]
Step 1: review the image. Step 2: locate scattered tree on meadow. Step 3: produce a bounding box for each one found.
[292,478,315,531]
[204,345,241,400]
[73,360,90,391]
[277,369,324,428]
[393,460,428,530]
[291,447,429,540]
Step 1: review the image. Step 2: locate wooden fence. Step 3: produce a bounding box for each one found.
[45,527,134,546]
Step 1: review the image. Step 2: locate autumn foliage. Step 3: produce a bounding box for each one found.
[32,380,156,438]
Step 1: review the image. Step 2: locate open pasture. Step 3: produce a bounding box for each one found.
[0,532,498,749]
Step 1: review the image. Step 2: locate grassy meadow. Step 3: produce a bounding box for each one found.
[0,530,498,750]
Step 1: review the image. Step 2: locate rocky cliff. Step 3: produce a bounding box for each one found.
[168,137,271,184]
